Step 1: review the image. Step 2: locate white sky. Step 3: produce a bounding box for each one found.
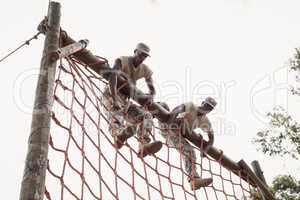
[1,0,300,199]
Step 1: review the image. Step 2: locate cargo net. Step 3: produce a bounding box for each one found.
[45,57,256,200]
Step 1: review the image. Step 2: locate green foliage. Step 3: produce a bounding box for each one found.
[246,189,264,200]
[251,48,300,200]
[290,48,300,95]
[253,48,300,160]
[272,175,300,200]
[253,106,300,160]
[246,175,300,200]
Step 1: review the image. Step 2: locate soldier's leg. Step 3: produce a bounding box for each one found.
[112,104,155,150]
[137,125,162,158]
[180,139,213,189]
[128,108,162,158]
[179,138,213,190]
[103,95,134,148]
[111,103,149,150]
[125,103,154,144]
[106,102,153,150]
[102,96,123,137]
[164,130,199,178]
[164,130,212,190]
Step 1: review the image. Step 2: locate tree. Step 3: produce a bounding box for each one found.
[253,106,300,160]
[251,48,300,200]
[272,175,300,200]
[247,175,300,200]
[253,48,300,160]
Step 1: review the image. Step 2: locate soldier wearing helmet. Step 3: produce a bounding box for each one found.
[162,97,217,190]
[102,43,160,158]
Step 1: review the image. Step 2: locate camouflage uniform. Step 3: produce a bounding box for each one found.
[102,56,153,143]
[102,90,151,143]
[159,102,214,180]
[158,122,200,179]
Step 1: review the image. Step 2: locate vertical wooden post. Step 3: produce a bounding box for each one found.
[19,2,61,200]
[251,160,268,200]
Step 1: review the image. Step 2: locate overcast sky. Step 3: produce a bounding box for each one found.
[1,0,300,199]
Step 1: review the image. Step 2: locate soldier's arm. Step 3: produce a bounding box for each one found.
[207,130,214,147]
[172,104,185,114]
[201,124,214,157]
[169,104,185,122]
[145,76,156,96]
[109,59,122,102]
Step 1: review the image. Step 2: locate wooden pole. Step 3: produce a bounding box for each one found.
[251,160,267,184]
[19,2,61,200]
[239,160,274,200]
[251,160,268,200]
[54,39,89,60]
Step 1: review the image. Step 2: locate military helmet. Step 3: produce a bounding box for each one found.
[135,42,150,56]
[203,97,217,108]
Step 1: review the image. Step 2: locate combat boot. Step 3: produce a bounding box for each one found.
[138,141,163,158]
[189,177,213,190]
[114,126,135,149]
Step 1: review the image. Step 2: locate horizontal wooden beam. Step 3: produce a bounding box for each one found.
[54,39,89,60]
[239,160,274,200]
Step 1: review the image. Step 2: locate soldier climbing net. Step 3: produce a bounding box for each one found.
[44,56,257,200]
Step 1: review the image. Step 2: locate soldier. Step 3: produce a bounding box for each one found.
[103,43,162,158]
[157,97,217,190]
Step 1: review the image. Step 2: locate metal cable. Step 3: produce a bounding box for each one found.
[0,32,41,63]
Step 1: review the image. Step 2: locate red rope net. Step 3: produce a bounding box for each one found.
[45,57,256,200]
